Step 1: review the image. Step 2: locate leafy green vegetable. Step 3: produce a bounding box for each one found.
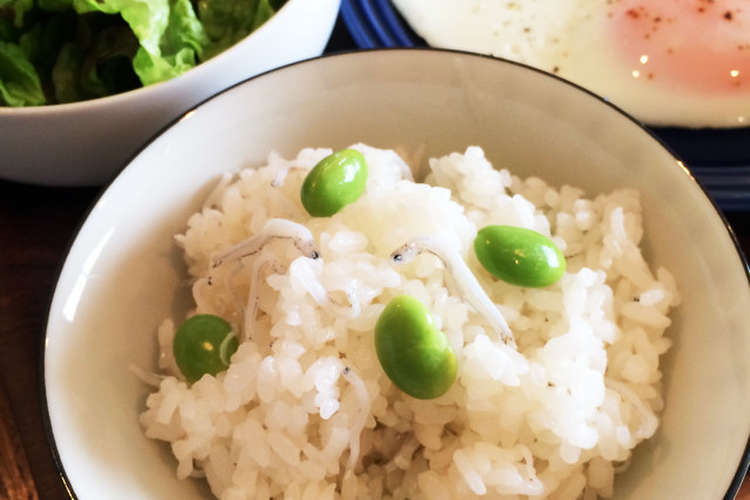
[197,0,257,42]
[38,0,72,11]
[1,18,18,41]
[197,0,263,59]
[132,0,207,85]
[20,13,76,75]
[51,20,140,101]
[72,0,169,54]
[0,40,44,105]
[251,0,276,31]
[50,41,80,102]
[0,0,286,106]
[0,0,34,27]
[79,24,139,97]
[163,0,208,57]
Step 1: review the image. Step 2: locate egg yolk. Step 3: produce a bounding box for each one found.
[613,0,750,93]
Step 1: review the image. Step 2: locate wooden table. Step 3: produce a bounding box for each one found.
[1,19,749,500]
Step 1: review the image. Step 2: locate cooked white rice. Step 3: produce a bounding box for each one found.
[139,145,679,499]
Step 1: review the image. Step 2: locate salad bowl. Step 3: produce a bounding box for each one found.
[0,0,340,186]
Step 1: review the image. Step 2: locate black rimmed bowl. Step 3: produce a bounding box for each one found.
[44,49,750,499]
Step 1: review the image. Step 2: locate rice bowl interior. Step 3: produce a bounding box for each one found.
[136,143,679,499]
[43,50,750,500]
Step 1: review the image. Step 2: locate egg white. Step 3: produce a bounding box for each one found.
[393,0,750,127]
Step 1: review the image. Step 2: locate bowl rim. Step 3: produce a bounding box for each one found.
[0,0,300,115]
[39,47,750,500]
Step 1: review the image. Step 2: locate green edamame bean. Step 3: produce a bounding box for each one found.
[300,149,368,217]
[374,295,457,399]
[173,314,238,383]
[474,225,566,287]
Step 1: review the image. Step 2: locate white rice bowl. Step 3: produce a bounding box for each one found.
[138,144,679,500]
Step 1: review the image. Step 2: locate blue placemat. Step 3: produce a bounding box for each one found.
[340,0,420,48]
[339,0,750,211]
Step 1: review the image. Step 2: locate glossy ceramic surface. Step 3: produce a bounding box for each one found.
[0,0,341,186]
[44,50,750,499]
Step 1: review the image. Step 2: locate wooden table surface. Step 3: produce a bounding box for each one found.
[1,18,749,500]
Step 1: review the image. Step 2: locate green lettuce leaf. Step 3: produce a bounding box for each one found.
[0,17,18,42]
[0,0,33,28]
[51,41,81,102]
[78,23,139,97]
[51,19,140,102]
[132,0,207,85]
[19,13,76,76]
[72,0,169,55]
[251,0,276,31]
[71,0,207,86]
[38,0,73,12]
[0,40,45,105]
[162,0,208,57]
[198,0,258,58]
[197,0,257,40]
[131,44,193,86]
[198,0,284,59]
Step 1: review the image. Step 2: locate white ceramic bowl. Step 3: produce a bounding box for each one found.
[44,49,750,499]
[0,0,340,187]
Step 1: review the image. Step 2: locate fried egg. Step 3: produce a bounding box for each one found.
[393,0,750,127]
